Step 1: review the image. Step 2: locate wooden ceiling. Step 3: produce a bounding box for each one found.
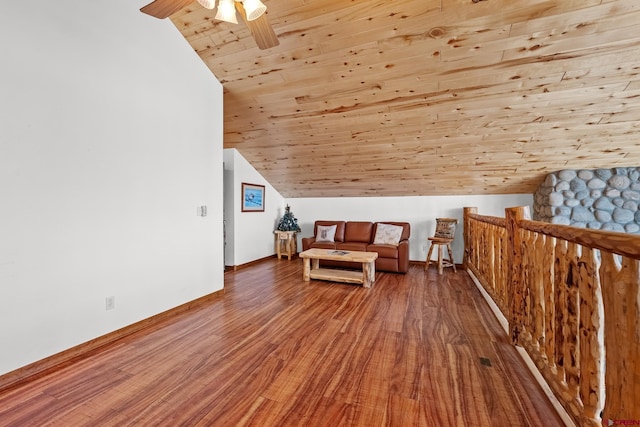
[169,0,640,197]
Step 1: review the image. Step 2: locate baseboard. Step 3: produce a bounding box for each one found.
[466,269,509,334]
[466,268,575,427]
[0,289,224,394]
[409,260,463,267]
[515,347,576,427]
[227,254,294,271]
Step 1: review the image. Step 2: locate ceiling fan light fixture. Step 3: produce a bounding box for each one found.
[215,0,238,24]
[196,0,216,9]
[242,0,267,21]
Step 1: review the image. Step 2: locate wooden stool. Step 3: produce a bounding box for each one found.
[274,230,297,260]
[425,237,456,274]
[425,217,457,274]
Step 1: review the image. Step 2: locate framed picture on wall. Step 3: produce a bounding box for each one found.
[241,183,265,212]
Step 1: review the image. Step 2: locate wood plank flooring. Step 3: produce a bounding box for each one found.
[0,260,564,426]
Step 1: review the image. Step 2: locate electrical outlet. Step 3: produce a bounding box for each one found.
[105,296,115,311]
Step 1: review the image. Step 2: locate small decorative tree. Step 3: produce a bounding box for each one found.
[276,205,301,232]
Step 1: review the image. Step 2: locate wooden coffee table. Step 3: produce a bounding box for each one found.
[299,248,378,288]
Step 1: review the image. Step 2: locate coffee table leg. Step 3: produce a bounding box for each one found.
[303,258,311,282]
[363,261,375,288]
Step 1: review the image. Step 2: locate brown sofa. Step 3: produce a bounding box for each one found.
[301,220,410,273]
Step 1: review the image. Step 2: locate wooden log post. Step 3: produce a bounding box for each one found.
[564,242,580,398]
[499,228,508,313]
[600,254,640,423]
[302,258,311,282]
[554,239,568,385]
[463,207,477,270]
[363,260,375,288]
[487,229,495,295]
[506,206,529,346]
[578,247,603,422]
[520,229,534,347]
[529,231,545,352]
[543,234,556,371]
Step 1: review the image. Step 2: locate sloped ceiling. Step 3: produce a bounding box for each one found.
[168,0,640,197]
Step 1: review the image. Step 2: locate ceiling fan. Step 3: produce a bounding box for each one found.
[140,0,279,50]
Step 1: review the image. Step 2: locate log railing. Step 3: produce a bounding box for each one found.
[463,206,640,427]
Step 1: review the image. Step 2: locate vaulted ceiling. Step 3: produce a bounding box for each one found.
[168,0,640,197]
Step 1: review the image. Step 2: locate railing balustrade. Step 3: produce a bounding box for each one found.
[463,206,640,427]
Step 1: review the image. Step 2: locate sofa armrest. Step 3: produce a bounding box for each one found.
[397,239,410,273]
[301,236,316,251]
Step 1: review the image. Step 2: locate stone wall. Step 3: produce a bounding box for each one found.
[533,167,640,234]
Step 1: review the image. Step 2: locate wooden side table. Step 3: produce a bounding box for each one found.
[274,230,297,260]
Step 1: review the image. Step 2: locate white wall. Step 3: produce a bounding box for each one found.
[224,149,286,266]
[287,195,533,263]
[0,0,224,375]
[221,146,532,266]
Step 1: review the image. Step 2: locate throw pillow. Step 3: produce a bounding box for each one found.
[316,224,337,242]
[434,219,456,239]
[373,223,403,246]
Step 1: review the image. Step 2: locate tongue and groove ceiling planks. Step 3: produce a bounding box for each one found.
[169,0,640,197]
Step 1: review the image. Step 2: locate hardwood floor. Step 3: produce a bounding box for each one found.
[0,260,564,426]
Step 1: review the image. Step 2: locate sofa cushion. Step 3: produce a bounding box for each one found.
[311,241,337,250]
[344,221,374,243]
[337,242,368,252]
[373,223,404,246]
[366,244,399,259]
[316,224,337,242]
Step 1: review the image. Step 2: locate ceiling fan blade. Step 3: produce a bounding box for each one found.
[235,2,279,50]
[140,0,194,19]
